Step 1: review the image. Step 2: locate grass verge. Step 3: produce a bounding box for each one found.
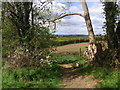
[51,54,120,88]
[2,63,62,88]
[75,64,120,88]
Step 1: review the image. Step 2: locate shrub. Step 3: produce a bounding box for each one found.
[5,46,54,68]
[3,19,56,68]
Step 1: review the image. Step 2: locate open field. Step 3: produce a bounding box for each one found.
[55,36,89,46]
[55,35,105,46]
[54,42,89,55]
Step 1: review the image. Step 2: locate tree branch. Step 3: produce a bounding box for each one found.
[48,13,84,22]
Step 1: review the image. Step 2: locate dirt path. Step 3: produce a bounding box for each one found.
[60,64,99,88]
[55,43,100,88]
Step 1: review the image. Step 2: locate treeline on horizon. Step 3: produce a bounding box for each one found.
[55,34,88,37]
[55,34,104,37]
[54,35,105,46]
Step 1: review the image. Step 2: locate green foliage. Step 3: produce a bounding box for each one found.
[30,26,56,49]
[2,17,19,57]
[56,37,89,46]
[75,64,120,88]
[3,53,120,88]
[2,2,56,58]
[6,46,52,68]
[55,36,104,46]
[95,35,106,41]
[93,49,120,68]
[2,2,57,68]
[2,64,62,88]
[103,2,119,49]
[2,19,56,68]
[51,54,120,88]
[2,2,32,43]
[51,54,86,64]
[97,70,119,88]
[91,68,119,88]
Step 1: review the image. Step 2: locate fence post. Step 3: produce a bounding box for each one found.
[79,48,82,56]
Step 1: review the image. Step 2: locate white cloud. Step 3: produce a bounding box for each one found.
[33,0,105,35]
[50,1,105,35]
[61,15,84,25]
[55,24,88,35]
[68,4,84,13]
[52,1,66,7]
[69,6,80,12]
[50,1,67,15]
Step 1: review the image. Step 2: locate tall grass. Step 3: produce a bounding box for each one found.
[75,64,120,88]
[2,64,62,88]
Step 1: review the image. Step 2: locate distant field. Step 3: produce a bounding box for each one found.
[54,35,106,55]
[54,42,89,55]
[55,35,105,46]
[55,36,89,46]
[56,36,88,40]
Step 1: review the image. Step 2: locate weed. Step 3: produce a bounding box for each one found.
[2,63,62,88]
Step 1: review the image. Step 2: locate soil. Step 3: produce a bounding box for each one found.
[60,64,100,88]
[54,43,89,55]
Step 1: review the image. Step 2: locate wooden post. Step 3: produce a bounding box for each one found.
[79,48,82,56]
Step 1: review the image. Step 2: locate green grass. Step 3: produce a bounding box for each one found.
[3,54,120,88]
[55,36,105,46]
[51,54,86,64]
[51,54,120,88]
[2,64,62,88]
[75,64,120,88]
[2,54,86,88]
[95,69,120,88]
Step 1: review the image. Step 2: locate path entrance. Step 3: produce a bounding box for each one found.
[60,64,100,88]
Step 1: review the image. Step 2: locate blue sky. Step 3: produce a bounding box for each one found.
[51,1,106,35]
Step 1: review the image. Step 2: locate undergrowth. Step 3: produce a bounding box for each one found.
[2,63,62,88]
[2,54,120,88]
[75,64,120,88]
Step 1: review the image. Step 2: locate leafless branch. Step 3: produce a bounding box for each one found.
[48,13,84,22]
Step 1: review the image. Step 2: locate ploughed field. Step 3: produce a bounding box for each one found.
[54,42,89,55]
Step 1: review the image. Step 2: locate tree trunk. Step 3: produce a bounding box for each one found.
[81,0,102,62]
[81,0,95,44]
